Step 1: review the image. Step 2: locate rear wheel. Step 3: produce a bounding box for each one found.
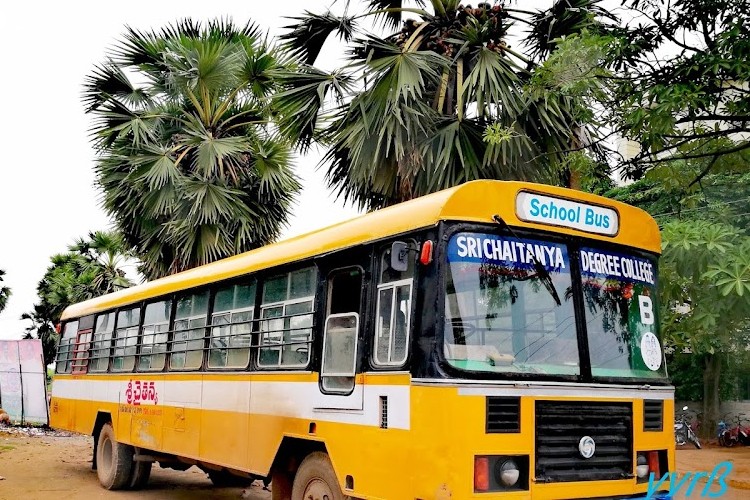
[128,450,152,490]
[291,452,346,500]
[96,423,134,490]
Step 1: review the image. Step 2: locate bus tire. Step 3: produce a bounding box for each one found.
[128,452,152,490]
[96,423,134,490]
[291,451,346,500]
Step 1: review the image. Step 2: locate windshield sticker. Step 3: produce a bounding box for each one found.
[448,234,567,272]
[580,247,655,285]
[640,332,663,371]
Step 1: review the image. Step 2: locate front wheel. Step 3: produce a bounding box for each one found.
[96,423,134,490]
[688,431,702,449]
[718,433,728,447]
[128,450,152,490]
[291,452,346,500]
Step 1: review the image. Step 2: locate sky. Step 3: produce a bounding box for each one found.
[0,0,369,339]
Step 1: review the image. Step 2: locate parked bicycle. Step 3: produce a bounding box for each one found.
[675,405,701,449]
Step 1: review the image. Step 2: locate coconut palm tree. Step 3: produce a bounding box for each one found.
[274,0,615,209]
[84,19,301,279]
[0,269,11,314]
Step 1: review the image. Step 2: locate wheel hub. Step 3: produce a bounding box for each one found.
[304,478,333,500]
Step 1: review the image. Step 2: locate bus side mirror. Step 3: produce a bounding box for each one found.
[390,241,409,272]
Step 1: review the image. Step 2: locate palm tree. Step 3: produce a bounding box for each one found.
[0,269,11,314]
[24,230,136,366]
[274,0,615,209]
[84,19,301,279]
[70,231,136,294]
[21,306,58,367]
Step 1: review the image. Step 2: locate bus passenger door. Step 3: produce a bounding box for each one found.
[314,266,365,411]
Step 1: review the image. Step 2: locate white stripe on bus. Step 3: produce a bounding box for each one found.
[51,379,411,429]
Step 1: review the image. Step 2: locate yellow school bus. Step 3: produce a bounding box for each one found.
[50,180,674,499]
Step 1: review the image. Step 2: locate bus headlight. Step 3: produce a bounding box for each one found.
[474,455,528,492]
[636,454,649,479]
[496,459,520,487]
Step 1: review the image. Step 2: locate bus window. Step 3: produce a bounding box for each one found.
[90,312,115,372]
[443,233,578,375]
[113,307,140,371]
[321,267,363,393]
[579,247,666,379]
[71,315,94,374]
[322,314,359,393]
[55,320,79,374]
[259,267,316,368]
[374,244,415,367]
[139,299,172,371]
[171,291,209,370]
[209,282,256,369]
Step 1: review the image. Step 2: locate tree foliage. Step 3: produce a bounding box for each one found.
[543,0,750,181]
[611,0,750,178]
[608,153,750,431]
[22,231,134,366]
[84,19,301,279]
[0,269,11,314]
[276,0,615,209]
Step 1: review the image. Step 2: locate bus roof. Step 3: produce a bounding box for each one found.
[61,180,660,320]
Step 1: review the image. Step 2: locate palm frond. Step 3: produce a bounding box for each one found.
[365,0,426,29]
[524,0,618,61]
[280,11,356,64]
[272,66,354,151]
[462,47,525,118]
[82,63,151,113]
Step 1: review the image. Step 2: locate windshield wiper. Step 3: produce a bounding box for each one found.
[492,214,562,306]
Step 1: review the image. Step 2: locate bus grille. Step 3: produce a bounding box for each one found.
[535,401,633,483]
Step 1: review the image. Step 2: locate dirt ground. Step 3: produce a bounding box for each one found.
[1,430,749,499]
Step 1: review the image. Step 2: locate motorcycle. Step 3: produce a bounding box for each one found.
[674,405,701,449]
[717,414,733,447]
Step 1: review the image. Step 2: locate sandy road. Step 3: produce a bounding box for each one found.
[0,432,270,500]
[1,431,749,499]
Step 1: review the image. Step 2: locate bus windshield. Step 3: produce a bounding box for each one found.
[443,231,667,380]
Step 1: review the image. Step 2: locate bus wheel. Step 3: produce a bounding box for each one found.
[128,450,152,490]
[96,423,134,490]
[291,452,345,500]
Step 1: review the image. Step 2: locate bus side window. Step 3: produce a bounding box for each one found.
[55,320,79,374]
[71,315,95,375]
[258,267,316,369]
[139,299,172,371]
[171,290,209,371]
[90,312,115,372]
[209,282,256,369]
[113,307,140,372]
[373,243,415,367]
